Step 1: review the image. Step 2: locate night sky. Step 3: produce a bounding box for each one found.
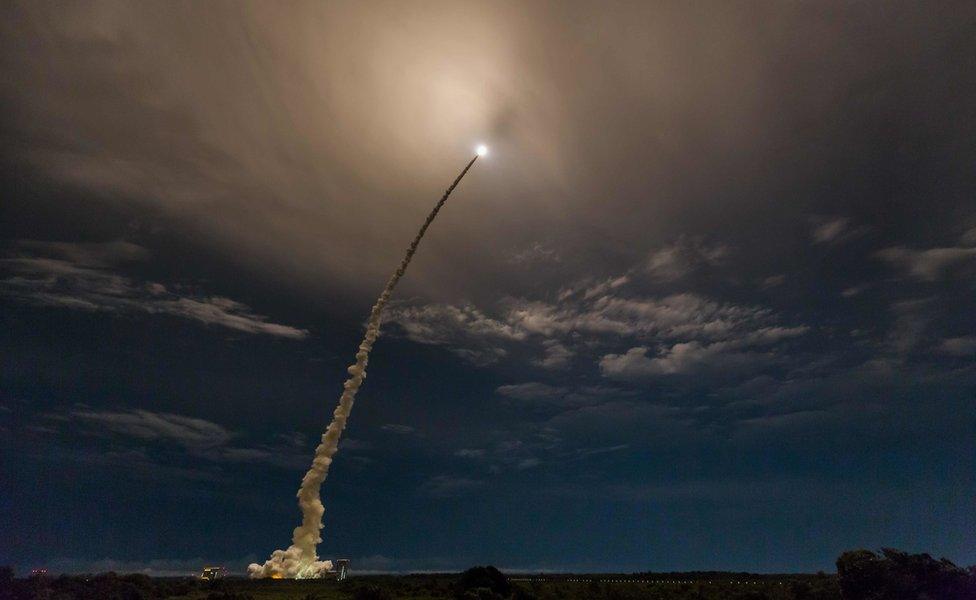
[2,1,974,576]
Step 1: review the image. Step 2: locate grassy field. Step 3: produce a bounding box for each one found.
[185,575,457,600]
[176,572,840,600]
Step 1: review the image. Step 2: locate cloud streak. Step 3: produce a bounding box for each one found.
[644,237,728,281]
[599,343,766,378]
[875,246,976,281]
[0,241,308,338]
[33,407,313,474]
[419,475,487,498]
[70,408,233,449]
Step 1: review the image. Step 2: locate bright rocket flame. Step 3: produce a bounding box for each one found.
[476,144,488,156]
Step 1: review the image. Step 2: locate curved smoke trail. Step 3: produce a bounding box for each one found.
[249,154,480,579]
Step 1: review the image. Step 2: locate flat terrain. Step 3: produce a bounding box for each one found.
[2,571,842,600]
[12,549,971,599]
[174,573,840,600]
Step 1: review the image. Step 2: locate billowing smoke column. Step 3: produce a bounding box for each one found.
[249,151,482,579]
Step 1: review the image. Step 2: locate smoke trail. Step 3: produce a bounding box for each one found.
[249,154,480,579]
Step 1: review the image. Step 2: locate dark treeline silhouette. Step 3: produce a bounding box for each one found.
[454,566,517,599]
[0,568,201,600]
[2,548,974,599]
[836,548,976,600]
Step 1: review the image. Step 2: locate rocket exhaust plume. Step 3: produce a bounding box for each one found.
[249,151,482,579]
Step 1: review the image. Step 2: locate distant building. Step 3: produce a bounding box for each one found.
[29,569,48,578]
[335,559,350,581]
[200,566,227,581]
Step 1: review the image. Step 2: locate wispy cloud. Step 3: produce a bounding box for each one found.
[419,475,486,498]
[598,324,807,380]
[17,240,150,266]
[496,382,567,402]
[509,241,561,265]
[600,343,769,379]
[809,215,872,245]
[454,448,486,459]
[534,339,574,369]
[875,245,976,281]
[736,410,831,431]
[938,336,976,357]
[0,240,308,338]
[496,382,630,408]
[384,303,523,365]
[505,292,781,341]
[380,423,416,435]
[69,408,232,449]
[40,407,311,472]
[841,283,870,298]
[885,297,936,355]
[959,226,976,246]
[574,444,629,458]
[644,236,728,281]
[810,216,849,244]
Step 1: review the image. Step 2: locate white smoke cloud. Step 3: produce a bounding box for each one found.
[248,155,479,578]
[248,546,333,580]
